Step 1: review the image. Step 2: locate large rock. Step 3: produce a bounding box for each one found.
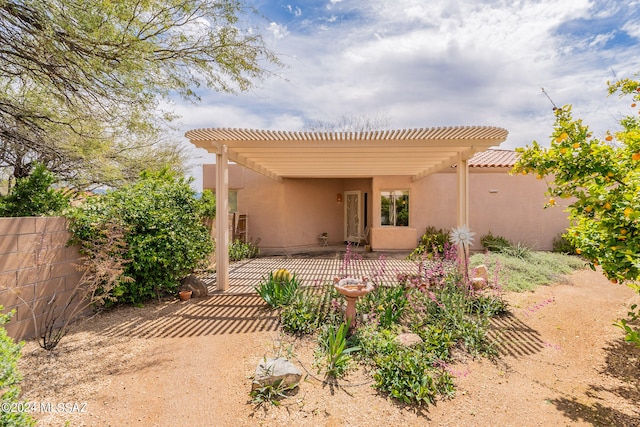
[252,357,302,391]
[179,274,208,298]
[470,264,490,290]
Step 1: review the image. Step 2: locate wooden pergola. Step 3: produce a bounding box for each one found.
[185,126,509,291]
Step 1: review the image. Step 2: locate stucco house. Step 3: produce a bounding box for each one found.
[186,127,570,290]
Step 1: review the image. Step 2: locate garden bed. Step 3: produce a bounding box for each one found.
[17,267,640,426]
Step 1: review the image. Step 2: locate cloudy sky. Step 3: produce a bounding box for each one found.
[176,0,640,188]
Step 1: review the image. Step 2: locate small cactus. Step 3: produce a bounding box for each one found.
[273,269,291,283]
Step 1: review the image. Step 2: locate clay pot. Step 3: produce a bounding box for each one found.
[179,290,192,301]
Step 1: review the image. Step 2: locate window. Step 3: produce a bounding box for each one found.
[213,190,238,213]
[380,190,409,226]
[228,190,238,213]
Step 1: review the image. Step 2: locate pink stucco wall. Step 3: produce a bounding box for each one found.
[414,169,570,251]
[203,165,570,252]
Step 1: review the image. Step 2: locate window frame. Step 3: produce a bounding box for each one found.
[380,189,409,227]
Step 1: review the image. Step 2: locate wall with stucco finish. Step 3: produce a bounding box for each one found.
[203,164,570,252]
[414,168,570,251]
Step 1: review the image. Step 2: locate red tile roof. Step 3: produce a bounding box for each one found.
[468,149,518,168]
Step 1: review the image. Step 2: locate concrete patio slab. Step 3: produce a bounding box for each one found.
[203,252,419,295]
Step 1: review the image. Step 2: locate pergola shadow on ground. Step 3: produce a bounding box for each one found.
[99,252,421,339]
[488,313,546,357]
[207,253,422,293]
[100,293,279,339]
[100,252,546,354]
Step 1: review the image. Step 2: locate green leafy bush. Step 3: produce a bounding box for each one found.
[353,324,399,360]
[552,233,577,254]
[357,285,408,328]
[255,271,300,309]
[408,226,451,259]
[373,346,454,406]
[198,189,216,219]
[409,283,502,358]
[229,239,260,261]
[68,169,213,305]
[480,231,512,252]
[280,286,342,335]
[0,307,35,427]
[0,163,70,217]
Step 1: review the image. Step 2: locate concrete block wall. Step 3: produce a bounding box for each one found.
[0,217,84,341]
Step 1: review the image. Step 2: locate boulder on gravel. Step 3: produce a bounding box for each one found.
[179,274,208,298]
[252,357,302,391]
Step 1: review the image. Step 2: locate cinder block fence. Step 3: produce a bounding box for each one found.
[0,217,83,341]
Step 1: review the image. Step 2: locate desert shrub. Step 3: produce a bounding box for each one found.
[499,242,531,260]
[280,286,342,335]
[229,238,260,261]
[255,270,300,309]
[249,378,297,407]
[408,283,502,358]
[68,169,213,305]
[408,226,451,259]
[0,308,35,427]
[373,346,455,406]
[353,324,400,360]
[552,233,577,254]
[0,163,70,217]
[280,292,318,335]
[470,251,585,292]
[314,321,360,378]
[357,285,408,329]
[480,231,512,252]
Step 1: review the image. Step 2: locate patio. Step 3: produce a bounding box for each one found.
[186,126,509,291]
[203,246,418,294]
[98,248,420,339]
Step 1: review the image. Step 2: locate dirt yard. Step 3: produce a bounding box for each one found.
[18,268,640,426]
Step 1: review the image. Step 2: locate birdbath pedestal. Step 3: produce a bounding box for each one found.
[333,278,374,327]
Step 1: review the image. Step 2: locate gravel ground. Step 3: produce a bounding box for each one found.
[18,268,640,427]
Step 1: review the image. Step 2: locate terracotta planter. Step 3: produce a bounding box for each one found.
[179,290,192,301]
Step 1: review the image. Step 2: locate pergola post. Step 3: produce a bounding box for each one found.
[456,153,470,274]
[456,153,469,228]
[215,145,230,291]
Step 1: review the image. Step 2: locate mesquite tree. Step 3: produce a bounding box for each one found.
[0,0,280,190]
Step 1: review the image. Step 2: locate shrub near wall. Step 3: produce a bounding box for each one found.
[0,308,35,426]
[68,169,213,305]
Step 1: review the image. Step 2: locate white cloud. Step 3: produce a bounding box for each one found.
[180,0,640,160]
[622,21,640,39]
[287,5,302,17]
[267,22,288,40]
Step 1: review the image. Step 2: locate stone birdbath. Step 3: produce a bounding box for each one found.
[333,278,374,328]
